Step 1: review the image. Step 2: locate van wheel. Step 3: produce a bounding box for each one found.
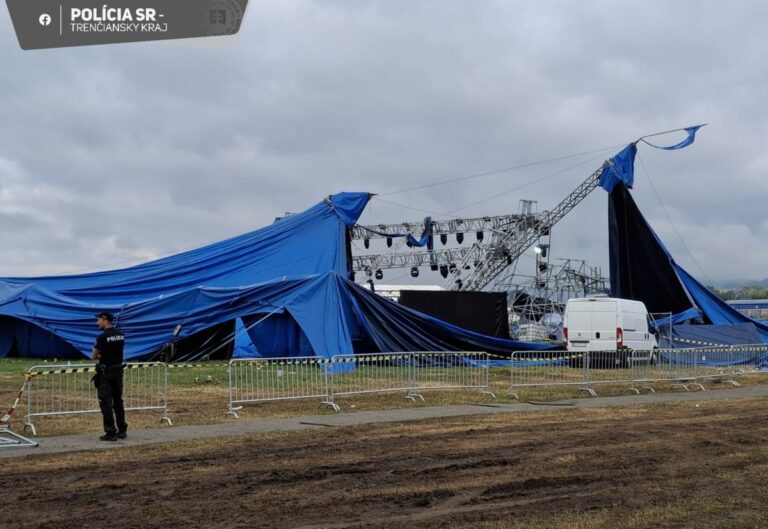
[651,347,659,365]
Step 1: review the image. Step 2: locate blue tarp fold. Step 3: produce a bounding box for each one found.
[640,126,702,151]
[0,191,550,360]
[598,144,637,192]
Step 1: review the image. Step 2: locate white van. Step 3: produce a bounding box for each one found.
[563,297,658,367]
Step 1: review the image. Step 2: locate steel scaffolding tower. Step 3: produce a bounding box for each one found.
[351,161,608,291]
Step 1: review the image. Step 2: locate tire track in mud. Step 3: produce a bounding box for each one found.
[2,400,768,529]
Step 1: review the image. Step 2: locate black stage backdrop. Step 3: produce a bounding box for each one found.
[398,291,510,339]
[608,183,694,316]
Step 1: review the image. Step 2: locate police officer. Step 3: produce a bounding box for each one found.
[92,311,128,441]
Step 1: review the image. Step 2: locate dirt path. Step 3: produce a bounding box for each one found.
[4,381,768,460]
[2,396,768,529]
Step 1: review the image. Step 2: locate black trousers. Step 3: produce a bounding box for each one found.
[97,366,127,435]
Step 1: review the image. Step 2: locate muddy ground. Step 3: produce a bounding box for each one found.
[2,398,768,529]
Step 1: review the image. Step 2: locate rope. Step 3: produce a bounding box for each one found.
[377,144,624,196]
[636,154,714,286]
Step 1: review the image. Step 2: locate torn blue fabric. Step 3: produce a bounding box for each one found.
[598,144,637,192]
[360,217,434,250]
[649,308,703,330]
[641,125,702,151]
[406,217,434,249]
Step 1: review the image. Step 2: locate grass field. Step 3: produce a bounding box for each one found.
[2,397,767,528]
[2,358,767,438]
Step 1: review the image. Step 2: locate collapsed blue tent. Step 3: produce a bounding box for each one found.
[603,138,768,345]
[656,322,764,348]
[0,192,552,360]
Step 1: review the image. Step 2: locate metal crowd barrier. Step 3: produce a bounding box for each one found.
[328,351,495,403]
[327,353,415,402]
[411,351,496,399]
[227,356,337,418]
[510,345,768,399]
[629,348,705,392]
[23,362,172,435]
[508,350,595,399]
[227,352,495,416]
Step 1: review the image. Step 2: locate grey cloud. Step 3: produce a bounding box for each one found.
[0,0,767,283]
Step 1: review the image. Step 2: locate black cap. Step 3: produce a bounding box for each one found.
[95,311,114,322]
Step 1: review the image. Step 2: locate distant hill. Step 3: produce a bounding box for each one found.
[715,278,768,291]
[709,282,768,301]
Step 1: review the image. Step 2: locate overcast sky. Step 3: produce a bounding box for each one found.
[1,1,766,286]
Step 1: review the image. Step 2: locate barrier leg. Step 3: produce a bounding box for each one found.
[577,352,597,397]
[226,362,240,418]
[319,397,341,412]
[508,356,519,399]
[161,365,173,425]
[405,390,424,402]
[405,354,424,402]
[321,368,341,411]
[23,416,37,437]
[0,425,38,448]
[481,360,497,399]
[481,389,498,400]
[723,347,741,387]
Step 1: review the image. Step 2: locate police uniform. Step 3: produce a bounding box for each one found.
[95,324,128,439]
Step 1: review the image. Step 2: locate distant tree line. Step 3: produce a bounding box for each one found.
[708,285,768,301]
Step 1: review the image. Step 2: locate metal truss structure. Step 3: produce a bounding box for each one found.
[504,257,609,341]
[351,161,608,291]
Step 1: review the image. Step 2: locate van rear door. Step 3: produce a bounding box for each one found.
[567,300,617,351]
[567,306,592,350]
[589,301,618,351]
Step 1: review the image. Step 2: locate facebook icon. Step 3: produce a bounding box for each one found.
[39,13,52,26]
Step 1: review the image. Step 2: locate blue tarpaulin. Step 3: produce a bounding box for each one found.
[0,192,551,360]
[598,144,637,192]
[604,138,768,345]
[640,126,702,151]
[656,322,765,349]
[359,216,434,249]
